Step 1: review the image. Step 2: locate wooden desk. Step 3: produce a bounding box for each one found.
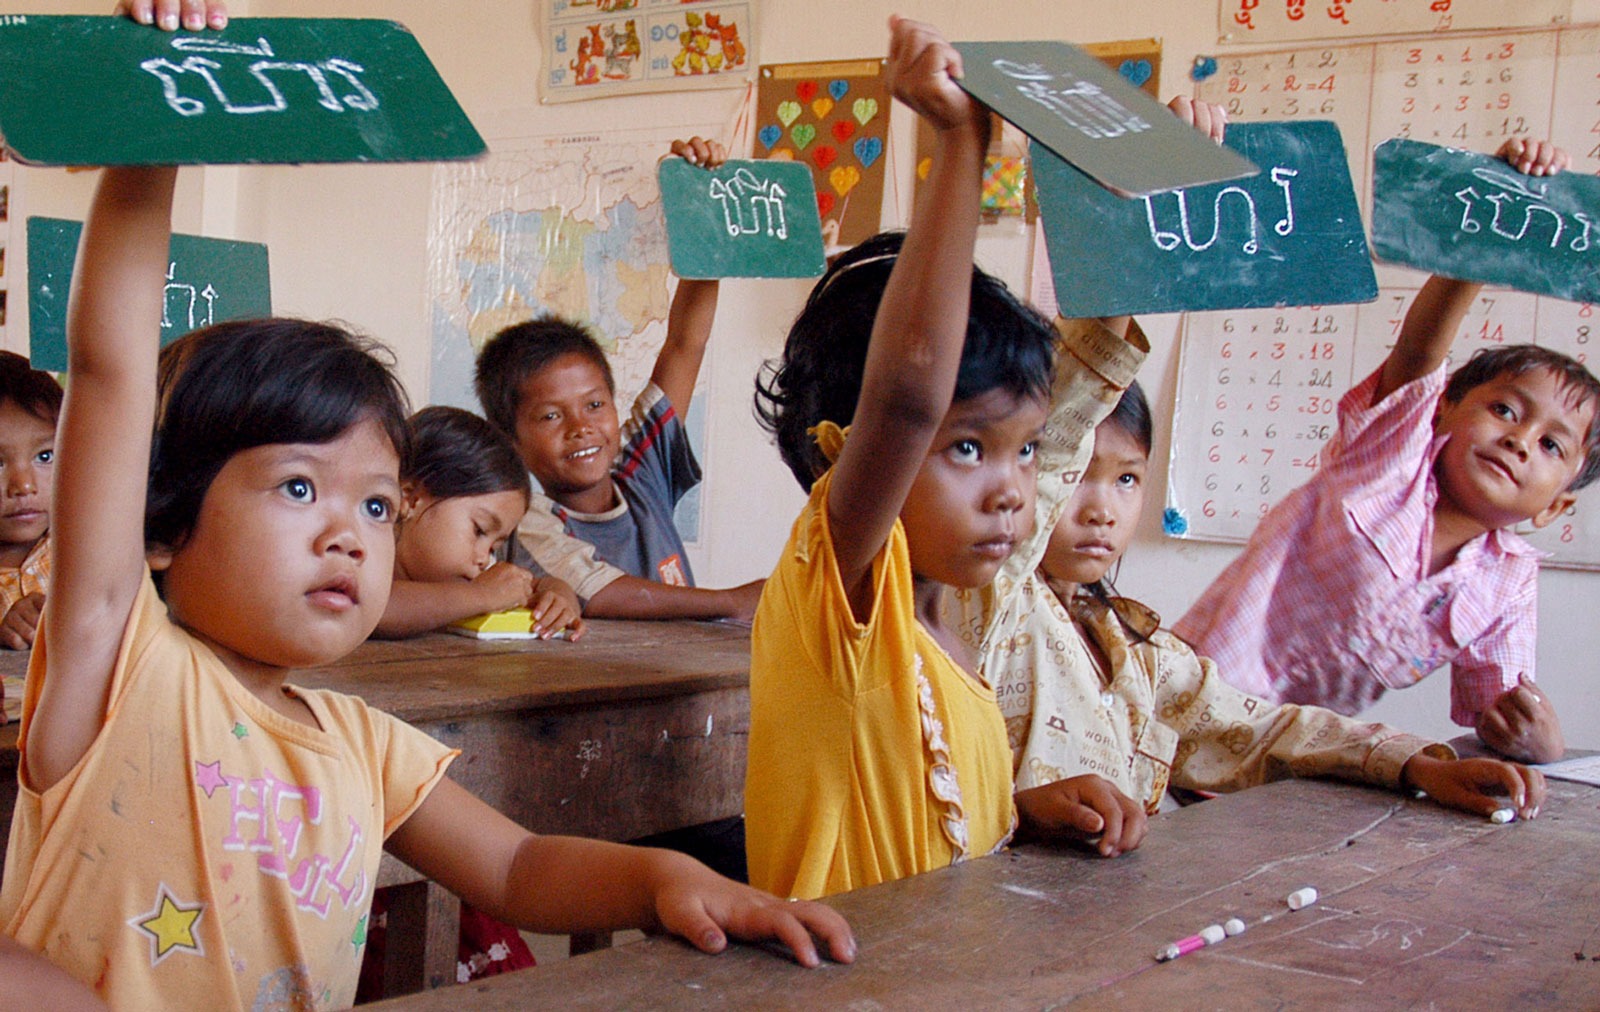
[366,777,1600,1010]
[0,621,752,994]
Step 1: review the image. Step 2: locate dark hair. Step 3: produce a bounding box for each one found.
[147,318,411,553]
[405,405,531,503]
[474,316,615,438]
[753,231,1057,491]
[1444,344,1600,490]
[1101,379,1152,458]
[0,350,63,425]
[1086,380,1154,643]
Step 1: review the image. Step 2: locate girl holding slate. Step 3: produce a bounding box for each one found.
[0,4,854,1006]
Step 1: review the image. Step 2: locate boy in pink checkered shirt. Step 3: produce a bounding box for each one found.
[1176,138,1600,764]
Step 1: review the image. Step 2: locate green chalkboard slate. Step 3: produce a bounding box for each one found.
[1035,120,1377,317]
[28,216,271,372]
[659,158,826,279]
[1372,138,1600,303]
[0,16,484,165]
[952,40,1256,197]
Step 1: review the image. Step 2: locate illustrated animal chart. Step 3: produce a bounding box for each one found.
[1168,22,1600,569]
[0,16,484,165]
[542,0,754,103]
[755,58,890,249]
[912,38,1163,220]
[27,216,271,372]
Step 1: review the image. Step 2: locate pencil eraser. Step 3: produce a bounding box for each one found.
[1223,917,1247,936]
[1490,807,1516,824]
[1199,924,1226,945]
[1286,886,1318,911]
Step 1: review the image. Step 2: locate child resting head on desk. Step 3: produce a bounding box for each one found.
[1175,139,1600,765]
[372,404,584,640]
[0,351,62,655]
[473,137,764,623]
[0,5,854,1007]
[983,380,1546,858]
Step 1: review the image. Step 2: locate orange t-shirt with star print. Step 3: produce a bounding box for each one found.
[0,570,456,1010]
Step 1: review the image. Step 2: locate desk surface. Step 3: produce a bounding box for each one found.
[368,777,1600,1010]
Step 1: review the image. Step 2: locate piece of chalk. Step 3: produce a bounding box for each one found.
[1286,886,1319,911]
[1199,924,1225,945]
[1155,925,1225,962]
[1223,917,1247,936]
[1490,807,1516,824]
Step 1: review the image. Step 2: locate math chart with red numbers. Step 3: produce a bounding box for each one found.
[1167,23,1600,569]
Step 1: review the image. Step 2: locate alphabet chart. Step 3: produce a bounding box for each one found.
[1169,24,1600,569]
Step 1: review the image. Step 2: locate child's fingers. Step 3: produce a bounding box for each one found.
[657,894,730,957]
[565,616,588,642]
[780,900,856,965]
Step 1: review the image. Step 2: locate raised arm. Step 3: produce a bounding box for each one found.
[1377,138,1568,402]
[649,137,725,417]
[826,16,989,613]
[28,167,176,791]
[584,573,762,621]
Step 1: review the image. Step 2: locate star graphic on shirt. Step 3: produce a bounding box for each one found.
[128,885,205,966]
[351,914,368,950]
[193,759,227,798]
[231,721,249,740]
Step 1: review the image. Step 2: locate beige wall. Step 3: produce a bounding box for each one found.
[4,0,1597,748]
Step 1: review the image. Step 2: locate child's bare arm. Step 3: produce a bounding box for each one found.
[0,936,106,1012]
[650,137,725,418]
[373,562,535,639]
[1401,751,1545,820]
[1476,674,1565,764]
[584,574,762,621]
[387,777,856,965]
[1378,138,1569,402]
[28,167,177,791]
[827,16,989,613]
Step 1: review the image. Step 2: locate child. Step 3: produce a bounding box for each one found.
[0,351,62,654]
[745,17,1144,899]
[473,138,763,621]
[373,405,584,640]
[0,9,852,1005]
[1175,139,1598,765]
[983,381,1543,854]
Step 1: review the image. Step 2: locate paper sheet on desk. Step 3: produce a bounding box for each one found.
[1536,754,1600,788]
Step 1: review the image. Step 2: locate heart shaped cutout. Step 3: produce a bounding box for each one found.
[852,97,878,125]
[758,124,781,150]
[790,123,816,150]
[813,144,837,169]
[1119,58,1153,87]
[776,100,801,127]
[828,79,849,101]
[829,165,861,197]
[817,191,836,217]
[796,80,818,103]
[831,119,857,143]
[852,136,883,168]
[811,97,834,120]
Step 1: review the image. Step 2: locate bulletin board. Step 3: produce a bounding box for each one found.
[1167,23,1600,570]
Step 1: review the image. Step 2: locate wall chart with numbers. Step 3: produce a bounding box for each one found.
[1167,22,1600,570]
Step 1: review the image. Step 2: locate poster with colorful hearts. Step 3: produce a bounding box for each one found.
[913,38,1162,220]
[756,57,888,248]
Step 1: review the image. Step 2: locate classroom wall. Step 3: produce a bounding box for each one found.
[4,0,1596,749]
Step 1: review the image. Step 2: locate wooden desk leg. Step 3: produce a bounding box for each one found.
[381,880,462,995]
[569,931,614,957]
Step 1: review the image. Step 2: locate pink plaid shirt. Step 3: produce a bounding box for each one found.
[1174,364,1540,726]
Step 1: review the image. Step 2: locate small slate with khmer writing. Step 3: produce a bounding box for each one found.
[0,15,484,165]
[951,40,1257,197]
[659,157,826,279]
[29,216,271,372]
[1372,137,1600,304]
[1035,120,1376,317]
